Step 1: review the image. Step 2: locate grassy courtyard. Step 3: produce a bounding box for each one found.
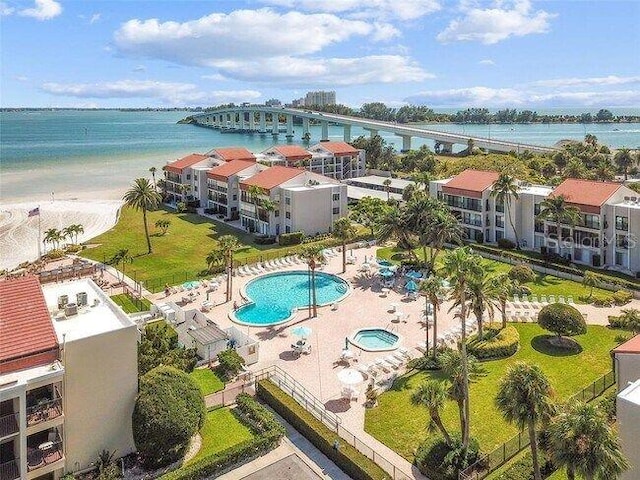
[110,293,152,313]
[364,323,621,462]
[189,368,225,396]
[376,246,611,303]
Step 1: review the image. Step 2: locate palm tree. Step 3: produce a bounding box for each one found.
[411,380,452,445]
[110,248,132,282]
[43,228,62,251]
[62,226,74,247]
[149,166,157,188]
[218,235,240,302]
[491,174,521,249]
[260,199,276,235]
[537,195,582,255]
[300,244,325,318]
[205,249,224,273]
[419,275,445,359]
[383,178,392,201]
[425,210,464,273]
[465,268,493,339]
[593,160,615,182]
[442,247,484,448]
[155,219,171,235]
[122,178,162,254]
[376,206,416,259]
[332,217,357,273]
[618,308,640,334]
[247,185,266,232]
[490,273,518,329]
[496,362,555,480]
[582,271,599,300]
[546,402,629,480]
[71,223,84,245]
[614,148,635,180]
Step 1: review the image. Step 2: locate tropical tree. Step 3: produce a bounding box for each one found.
[411,380,452,445]
[69,224,84,245]
[491,174,521,249]
[593,160,615,182]
[110,248,132,282]
[62,225,74,247]
[496,362,555,480]
[300,244,326,318]
[155,219,171,235]
[332,217,358,273]
[546,402,629,480]
[419,275,446,359]
[156,179,167,199]
[43,228,62,250]
[376,206,415,257]
[465,268,494,338]
[383,178,392,201]
[537,195,582,254]
[424,209,464,273]
[490,273,518,329]
[123,178,162,254]
[614,148,635,180]
[218,235,240,302]
[582,271,599,299]
[441,247,484,448]
[350,196,391,236]
[617,308,640,334]
[247,185,266,232]
[149,166,157,188]
[205,249,224,273]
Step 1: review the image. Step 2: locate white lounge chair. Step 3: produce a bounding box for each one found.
[549,295,557,303]
[567,296,575,304]
[416,342,427,353]
[540,295,548,304]
[375,358,393,372]
[398,347,412,358]
[558,295,566,304]
[384,355,402,368]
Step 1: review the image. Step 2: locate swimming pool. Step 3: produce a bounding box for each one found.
[349,328,400,352]
[231,271,350,326]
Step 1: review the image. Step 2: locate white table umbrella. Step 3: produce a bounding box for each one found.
[337,368,365,385]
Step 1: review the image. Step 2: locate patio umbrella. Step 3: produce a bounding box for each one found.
[405,280,418,292]
[345,337,350,349]
[379,269,394,278]
[337,368,365,385]
[291,326,312,338]
[405,270,423,280]
[182,280,200,290]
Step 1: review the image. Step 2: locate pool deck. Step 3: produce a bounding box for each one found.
[150,245,640,480]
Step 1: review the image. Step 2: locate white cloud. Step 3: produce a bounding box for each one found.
[201,73,228,81]
[264,0,441,20]
[404,86,640,107]
[531,75,640,88]
[18,0,61,20]
[14,75,29,82]
[437,0,556,44]
[90,13,101,24]
[132,65,146,73]
[478,59,495,66]
[0,2,15,15]
[41,80,261,105]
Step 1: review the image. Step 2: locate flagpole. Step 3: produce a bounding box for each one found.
[37,205,42,260]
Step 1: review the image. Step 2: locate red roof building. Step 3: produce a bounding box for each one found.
[271,145,312,162]
[211,147,256,162]
[163,153,208,174]
[207,160,258,182]
[240,166,304,192]
[315,142,360,156]
[0,276,59,374]
[551,179,624,214]
[613,334,640,355]
[442,169,500,198]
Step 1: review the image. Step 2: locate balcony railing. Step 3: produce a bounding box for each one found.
[27,440,63,472]
[0,412,19,438]
[0,459,20,480]
[26,398,63,427]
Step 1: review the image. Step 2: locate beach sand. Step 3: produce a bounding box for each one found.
[0,199,122,271]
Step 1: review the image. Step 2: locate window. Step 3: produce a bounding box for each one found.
[332,193,340,201]
[333,207,340,214]
[274,210,279,217]
[495,215,505,228]
[285,226,291,233]
[615,215,629,231]
[496,230,504,241]
[285,212,291,219]
[615,252,625,266]
[582,214,600,230]
[285,197,291,205]
[495,201,504,213]
[534,203,541,216]
[186,174,191,180]
[233,195,237,201]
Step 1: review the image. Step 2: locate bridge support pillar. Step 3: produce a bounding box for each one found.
[302,117,310,140]
[286,115,294,139]
[240,111,247,130]
[343,124,351,143]
[259,112,267,134]
[434,141,454,154]
[321,121,329,141]
[234,113,240,129]
[364,128,378,138]
[218,114,224,128]
[396,134,412,152]
[249,111,255,131]
[271,113,279,136]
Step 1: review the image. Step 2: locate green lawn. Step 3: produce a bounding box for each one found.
[190,368,225,396]
[110,293,152,313]
[364,323,621,462]
[376,246,611,303]
[188,408,254,464]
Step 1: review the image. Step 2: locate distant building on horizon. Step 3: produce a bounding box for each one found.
[291,98,305,108]
[304,91,336,107]
[265,98,282,107]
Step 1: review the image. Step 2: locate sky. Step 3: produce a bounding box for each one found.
[1,0,639,109]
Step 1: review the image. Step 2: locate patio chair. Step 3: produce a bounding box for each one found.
[549,295,557,303]
[398,347,412,358]
[356,363,374,377]
[375,358,393,372]
[391,352,407,363]
[384,355,402,368]
[567,296,575,304]
[522,311,531,323]
[540,295,548,304]
[416,341,427,353]
[558,296,566,304]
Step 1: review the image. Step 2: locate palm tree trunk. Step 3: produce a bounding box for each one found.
[556,220,562,255]
[342,241,346,273]
[476,308,483,338]
[460,296,471,449]
[567,466,575,480]
[227,256,233,302]
[501,299,507,329]
[142,207,152,254]
[432,302,438,360]
[424,296,430,353]
[422,245,428,268]
[433,412,452,445]
[507,200,520,249]
[528,420,541,480]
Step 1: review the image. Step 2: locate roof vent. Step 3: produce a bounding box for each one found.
[58,295,69,310]
[64,303,78,317]
[624,196,630,202]
[631,197,638,203]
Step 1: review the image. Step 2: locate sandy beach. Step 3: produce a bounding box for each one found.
[0,199,122,271]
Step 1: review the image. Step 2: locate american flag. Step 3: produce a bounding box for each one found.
[28,207,40,217]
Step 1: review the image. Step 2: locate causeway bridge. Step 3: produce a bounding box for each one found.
[190,106,557,155]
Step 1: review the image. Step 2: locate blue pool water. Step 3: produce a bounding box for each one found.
[234,271,349,326]
[351,329,399,351]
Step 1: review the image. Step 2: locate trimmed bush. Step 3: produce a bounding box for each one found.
[257,379,390,480]
[497,238,516,250]
[612,290,633,305]
[608,308,640,333]
[216,349,245,381]
[133,366,205,468]
[508,264,536,283]
[492,451,555,480]
[537,303,586,340]
[253,235,276,245]
[592,295,615,307]
[467,325,519,360]
[279,231,304,246]
[414,434,481,480]
[234,394,286,436]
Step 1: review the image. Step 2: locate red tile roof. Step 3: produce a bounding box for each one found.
[212,147,256,162]
[164,153,208,174]
[613,334,640,354]
[316,141,360,156]
[240,166,304,191]
[272,145,312,161]
[0,276,59,373]
[552,179,622,208]
[207,160,257,182]
[442,169,500,198]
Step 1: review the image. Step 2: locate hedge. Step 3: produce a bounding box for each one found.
[279,231,304,246]
[161,394,284,480]
[256,379,391,480]
[491,451,555,480]
[467,325,519,360]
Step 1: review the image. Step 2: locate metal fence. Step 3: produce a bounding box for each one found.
[459,370,616,480]
[205,381,255,408]
[254,366,415,480]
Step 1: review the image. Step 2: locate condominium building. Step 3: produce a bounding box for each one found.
[238,166,347,236]
[206,160,265,219]
[430,170,640,274]
[346,175,415,202]
[0,277,138,480]
[614,335,640,479]
[304,91,336,107]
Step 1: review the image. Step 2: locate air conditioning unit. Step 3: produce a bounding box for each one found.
[57,295,69,310]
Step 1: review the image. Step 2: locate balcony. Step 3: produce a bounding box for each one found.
[26,398,63,428]
[0,459,19,480]
[27,430,64,475]
[0,412,18,439]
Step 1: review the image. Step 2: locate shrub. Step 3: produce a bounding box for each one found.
[508,264,536,283]
[234,394,286,437]
[414,434,481,480]
[467,325,519,359]
[216,349,245,381]
[612,290,633,305]
[253,236,276,245]
[608,308,640,333]
[592,295,614,307]
[537,303,586,340]
[279,232,304,246]
[132,366,205,468]
[138,321,197,376]
[497,238,516,250]
[257,380,390,480]
[492,451,555,480]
